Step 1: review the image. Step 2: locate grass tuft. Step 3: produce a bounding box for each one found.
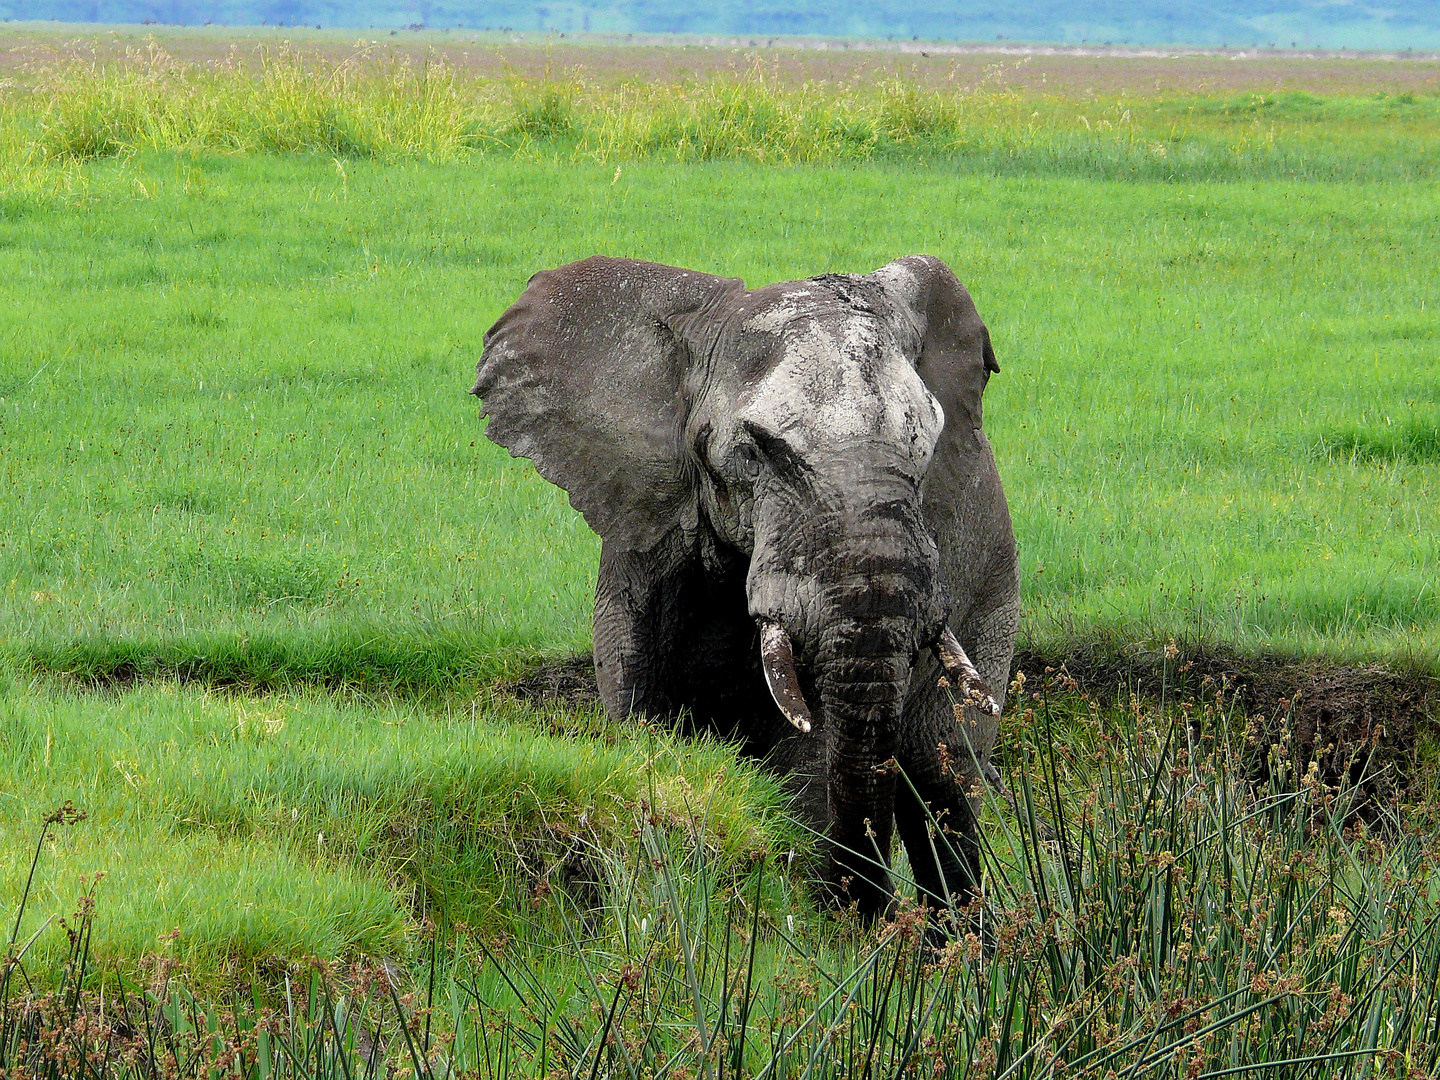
[1317,416,1440,465]
[0,675,796,983]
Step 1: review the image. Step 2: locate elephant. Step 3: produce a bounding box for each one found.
[472,254,1019,921]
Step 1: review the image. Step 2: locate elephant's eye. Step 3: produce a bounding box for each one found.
[733,442,762,481]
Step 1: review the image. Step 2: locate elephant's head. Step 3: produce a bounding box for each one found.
[473,255,1014,915]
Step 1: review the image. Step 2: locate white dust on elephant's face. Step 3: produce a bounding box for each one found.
[737,299,944,476]
[698,296,949,654]
[692,292,946,560]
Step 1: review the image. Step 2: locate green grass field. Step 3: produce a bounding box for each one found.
[1,38,1439,1076]
[2,154,1436,676]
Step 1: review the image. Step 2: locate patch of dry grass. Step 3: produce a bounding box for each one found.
[0,40,1433,180]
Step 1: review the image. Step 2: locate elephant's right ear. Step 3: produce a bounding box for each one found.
[473,256,743,552]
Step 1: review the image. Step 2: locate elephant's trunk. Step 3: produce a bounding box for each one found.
[814,615,916,916]
[746,459,950,914]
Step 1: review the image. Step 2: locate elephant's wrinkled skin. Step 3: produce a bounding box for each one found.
[472,255,1018,919]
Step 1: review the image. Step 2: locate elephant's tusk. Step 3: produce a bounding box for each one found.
[933,626,1002,718]
[758,620,813,734]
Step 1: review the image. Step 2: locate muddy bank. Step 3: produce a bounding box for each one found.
[507,645,1440,806]
[1013,643,1439,811]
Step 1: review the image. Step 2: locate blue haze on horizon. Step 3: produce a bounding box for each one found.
[2,1,1439,52]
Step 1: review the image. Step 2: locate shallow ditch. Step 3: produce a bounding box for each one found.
[506,644,1440,815]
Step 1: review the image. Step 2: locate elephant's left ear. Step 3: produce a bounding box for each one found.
[867,255,998,434]
[472,256,744,551]
[868,255,1014,618]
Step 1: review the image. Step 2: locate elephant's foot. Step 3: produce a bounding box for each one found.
[818,830,898,922]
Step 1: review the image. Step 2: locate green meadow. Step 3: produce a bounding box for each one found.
[0,41,1438,1076]
[2,155,1436,674]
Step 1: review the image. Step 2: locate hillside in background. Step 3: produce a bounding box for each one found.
[3,0,1440,51]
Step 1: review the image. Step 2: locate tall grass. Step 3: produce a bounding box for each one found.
[24,43,502,163]
[7,673,1440,1076]
[2,43,1436,181]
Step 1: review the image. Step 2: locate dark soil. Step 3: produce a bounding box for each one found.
[1012,643,1439,815]
[506,645,1440,811]
[503,653,602,709]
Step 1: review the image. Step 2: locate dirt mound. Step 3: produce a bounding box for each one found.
[503,654,601,709]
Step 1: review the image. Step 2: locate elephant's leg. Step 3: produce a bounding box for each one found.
[892,661,984,913]
[894,596,1018,914]
[594,532,788,741]
[592,532,701,723]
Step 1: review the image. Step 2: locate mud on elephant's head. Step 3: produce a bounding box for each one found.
[473,255,1017,919]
